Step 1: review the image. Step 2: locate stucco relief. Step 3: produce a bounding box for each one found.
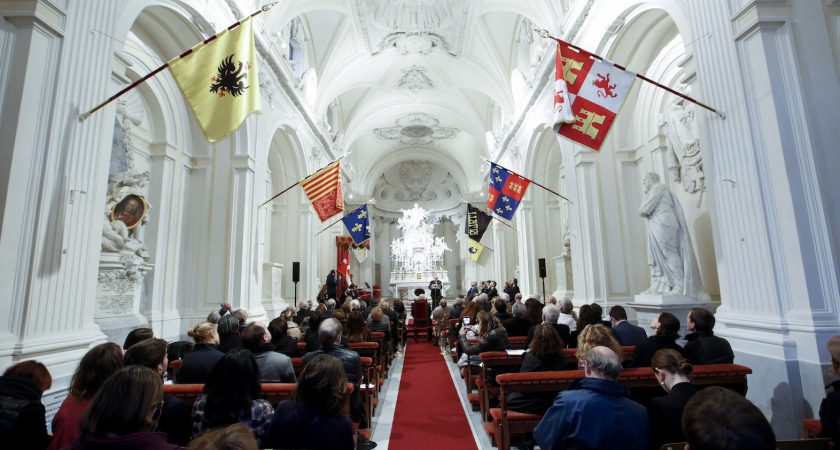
[664,93,704,194]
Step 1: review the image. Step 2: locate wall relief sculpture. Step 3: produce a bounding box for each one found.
[664,92,704,194]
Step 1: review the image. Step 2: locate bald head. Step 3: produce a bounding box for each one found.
[583,346,622,381]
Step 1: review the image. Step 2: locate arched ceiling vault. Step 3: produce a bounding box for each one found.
[261,1,564,202]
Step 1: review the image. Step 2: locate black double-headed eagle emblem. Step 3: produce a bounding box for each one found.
[210,54,249,97]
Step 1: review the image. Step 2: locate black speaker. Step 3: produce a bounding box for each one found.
[292,262,300,283]
[538,258,547,278]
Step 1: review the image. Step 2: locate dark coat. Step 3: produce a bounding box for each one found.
[270,334,301,358]
[495,311,513,323]
[177,343,224,384]
[70,431,178,450]
[293,308,311,325]
[684,330,734,364]
[611,320,649,347]
[303,345,361,384]
[158,394,192,446]
[504,285,520,299]
[506,353,568,415]
[460,328,509,355]
[503,317,533,337]
[648,382,697,449]
[534,377,650,450]
[527,323,572,348]
[449,306,465,319]
[630,335,685,368]
[820,380,840,448]
[466,286,480,299]
[266,401,354,450]
[326,273,338,298]
[0,375,49,450]
[218,334,243,353]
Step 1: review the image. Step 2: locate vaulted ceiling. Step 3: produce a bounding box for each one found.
[263,0,565,203]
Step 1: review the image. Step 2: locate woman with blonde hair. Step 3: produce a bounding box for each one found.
[178,322,223,384]
[187,423,258,450]
[575,324,622,362]
[648,349,696,448]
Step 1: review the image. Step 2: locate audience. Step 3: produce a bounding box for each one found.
[494,298,512,322]
[50,343,124,450]
[234,308,249,328]
[124,338,192,446]
[71,366,177,450]
[459,311,509,371]
[217,315,244,353]
[524,298,544,325]
[534,346,649,450]
[608,305,647,346]
[569,304,601,348]
[267,316,300,357]
[266,355,354,450]
[432,299,453,323]
[575,324,623,362]
[507,324,568,415]
[631,312,684,368]
[293,299,313,325]
[448,297,465,319]
[179,322,224,384]
[346,311,370,344]
[393,299,407,322]
[647,349,696,449]
[820,335,840,447]
[502,302,532,337]
[557,298,577,332]
[590,303,611,328]
[124,327,154,350]
[186,423,258,450]
[0,360,52,450]
[526,304,571,348]
[192,350,274,445]
[167,340,195,381]
[684,307,734,364]
[367,307,392,353]
[240,323,295,383]
[682,386,775,450]
[281,307,301,340]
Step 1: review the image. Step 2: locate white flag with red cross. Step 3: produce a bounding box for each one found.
[552,39,636,151]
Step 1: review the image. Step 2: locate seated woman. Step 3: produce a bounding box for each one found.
[123,327,154,350]
[186,423,258,450]
[71,366,178,450]
[49,343,124,450]
[346,310,370,344]
[458,311,509,376]
[367,307,392,354]
[575,323,623,364]
[192,349,274,446]
[178,322,224,384]
[281,307,301,340]
[0,360,52,450]
[266,354,354,450]
[647,349,696,449]
[567,304,602,348]
[217,315,243,353]
[630,312,684,368]
[507,324,568,415]
[267,316,300,357]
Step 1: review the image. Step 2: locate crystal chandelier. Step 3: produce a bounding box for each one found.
[390,204,450,273]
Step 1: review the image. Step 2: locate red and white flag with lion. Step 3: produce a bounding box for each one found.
[552,39,635,151]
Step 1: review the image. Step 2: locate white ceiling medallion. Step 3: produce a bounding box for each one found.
[373,112,460,145]
[398,65,433,93]
[351,0,474,56]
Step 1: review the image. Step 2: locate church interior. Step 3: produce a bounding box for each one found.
[1,0,840,448]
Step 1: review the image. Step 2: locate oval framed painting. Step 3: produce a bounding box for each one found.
[109,194,147,229]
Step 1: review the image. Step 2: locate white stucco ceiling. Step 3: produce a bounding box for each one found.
[263,0,564,201]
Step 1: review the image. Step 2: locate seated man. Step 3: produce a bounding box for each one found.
[526,304,571,347]
[684,307,734,364]
[821,335,840,447]
[682,386,775,450]
[503,302,533,337]
[609,305,648,347]
[534,346,649,450]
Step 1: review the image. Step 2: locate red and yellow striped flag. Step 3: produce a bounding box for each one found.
[301,161,344,221]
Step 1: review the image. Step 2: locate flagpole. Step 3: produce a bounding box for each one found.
[79,2,278,121]
[258,156,345,208]
[535,29,726,120]
[315,202,365,237]
[484,159,573,204]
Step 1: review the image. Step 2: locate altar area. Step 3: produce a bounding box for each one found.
[388,205,450,301]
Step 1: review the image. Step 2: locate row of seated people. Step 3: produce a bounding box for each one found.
[0,304,393,450]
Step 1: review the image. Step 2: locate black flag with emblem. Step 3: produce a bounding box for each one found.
[465,203,492,243]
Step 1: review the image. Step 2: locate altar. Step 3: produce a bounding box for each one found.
[388,204,451,301]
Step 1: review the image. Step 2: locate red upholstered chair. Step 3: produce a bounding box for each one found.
[408,300,434,342]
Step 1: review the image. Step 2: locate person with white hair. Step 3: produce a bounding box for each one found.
[558,298,577,332]
[547,295,558,306]
[502,302,532,337]
[534,346,649,450]
[526,304,571,348]
[514,293,523,303]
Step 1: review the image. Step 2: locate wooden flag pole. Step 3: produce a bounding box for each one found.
[259,156,346,208]
[79,2,277,121]
[535,29,726,120]
[484,159,573,204]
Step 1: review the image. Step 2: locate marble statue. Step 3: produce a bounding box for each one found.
[639,172,705,299]
[665,95,704,194]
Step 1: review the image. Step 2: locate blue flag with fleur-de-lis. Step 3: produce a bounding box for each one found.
[342,204,371,245]
[487,162,531,220]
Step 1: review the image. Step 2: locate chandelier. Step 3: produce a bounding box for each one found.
[390,204,450,273]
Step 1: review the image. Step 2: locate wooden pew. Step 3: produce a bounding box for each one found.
[164,382,355,410]
[488,363,752,450]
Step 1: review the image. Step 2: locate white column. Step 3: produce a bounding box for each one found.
[567,151,608,305]
[515,203,538,298]
[299,208,317,301]
[491,221,508,283]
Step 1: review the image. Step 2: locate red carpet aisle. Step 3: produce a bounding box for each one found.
[388,341,479,450]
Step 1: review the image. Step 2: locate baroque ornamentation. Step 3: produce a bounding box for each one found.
[664,91,704,194]
[397,161,433,201]
[373,112,460,145]
[398,65,433,93]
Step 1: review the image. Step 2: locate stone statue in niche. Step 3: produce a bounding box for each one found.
[665,92,704,194]
[639,172,706,300]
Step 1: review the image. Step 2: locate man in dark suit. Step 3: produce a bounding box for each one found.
[684,307,734,364]
[428,276,443,309]
[526,305,572,348]
[485,280,499,298]
[326,270,338,301]
[608,305,648,347]
[466,281,480,299]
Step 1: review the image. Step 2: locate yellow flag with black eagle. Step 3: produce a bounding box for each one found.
[168,16,261,143]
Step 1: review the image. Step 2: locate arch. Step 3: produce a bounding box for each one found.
[114,1,209,54]
[358,148,472,196]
